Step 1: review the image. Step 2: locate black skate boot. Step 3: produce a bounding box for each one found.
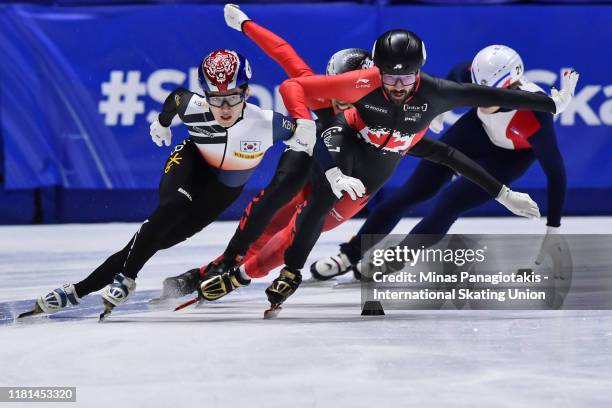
[264,267,302,318]
[199,266,250,301]
[161,268,201,299]
[172,256,245,311]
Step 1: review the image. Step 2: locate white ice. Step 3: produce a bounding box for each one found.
[1,217,612,408]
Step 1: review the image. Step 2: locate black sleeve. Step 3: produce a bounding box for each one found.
[312,107,340,171]
[157,87,192,127]
[407,136,503,197]
[431,76,557,114]
[528,112,567,227]
[313,136,335,170]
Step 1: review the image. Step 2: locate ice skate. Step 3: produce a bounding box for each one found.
[333,262,363,289]
[99,273,136,321]
[264,267,302,318]
[199,265,250,301]
[170,258,236,303]
[310,252,353,281]
[19,284,81,318]
[172,260,235,311]
[159,268,201,300]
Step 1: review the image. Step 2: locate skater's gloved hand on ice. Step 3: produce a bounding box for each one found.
[495,185,540,219]
[224,4,250,31]
[325,167,366,201]
[428,113,445,134]
[551,68,579,114]
[535,226,561,266]
[150,120,172,147]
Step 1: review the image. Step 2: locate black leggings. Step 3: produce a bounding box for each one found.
[74,139,243,297]
[224,150,312,260]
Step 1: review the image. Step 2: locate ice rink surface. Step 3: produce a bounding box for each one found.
[1,217,612,407]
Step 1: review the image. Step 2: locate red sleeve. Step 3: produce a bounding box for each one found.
[243,21,315,79]
[279,68,381,119]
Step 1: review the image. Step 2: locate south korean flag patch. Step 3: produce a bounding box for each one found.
[240,141,261,153]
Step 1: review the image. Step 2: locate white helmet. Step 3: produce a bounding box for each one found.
[471,45,524,88]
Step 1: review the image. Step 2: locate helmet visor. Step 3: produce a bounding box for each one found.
[381,73,417,86]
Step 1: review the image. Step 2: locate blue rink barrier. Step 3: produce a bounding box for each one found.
[0,3,611,223]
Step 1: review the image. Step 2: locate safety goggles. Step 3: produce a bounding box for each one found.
[206,91,245,107]
[381,73,418,86]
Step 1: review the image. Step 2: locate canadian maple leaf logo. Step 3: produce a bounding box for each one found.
[367,131,407,150]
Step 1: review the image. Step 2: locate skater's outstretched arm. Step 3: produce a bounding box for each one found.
[225,4,331,111]
[528,111,566,228]
[408,136,502,197]
[225,4,313,78]
[408,137,540,219]
[242,21,314,79]
[280,68,381,119]
[432,68,578,114]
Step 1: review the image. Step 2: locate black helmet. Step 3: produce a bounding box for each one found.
[326,48,373,76]
[372,29,426,74]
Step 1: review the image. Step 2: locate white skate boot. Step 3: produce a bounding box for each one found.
[99,273,136,321]
[310,253,353,281]
[36,284,81,315]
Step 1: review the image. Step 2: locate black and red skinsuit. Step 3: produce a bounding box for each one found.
[273,60,557,273]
